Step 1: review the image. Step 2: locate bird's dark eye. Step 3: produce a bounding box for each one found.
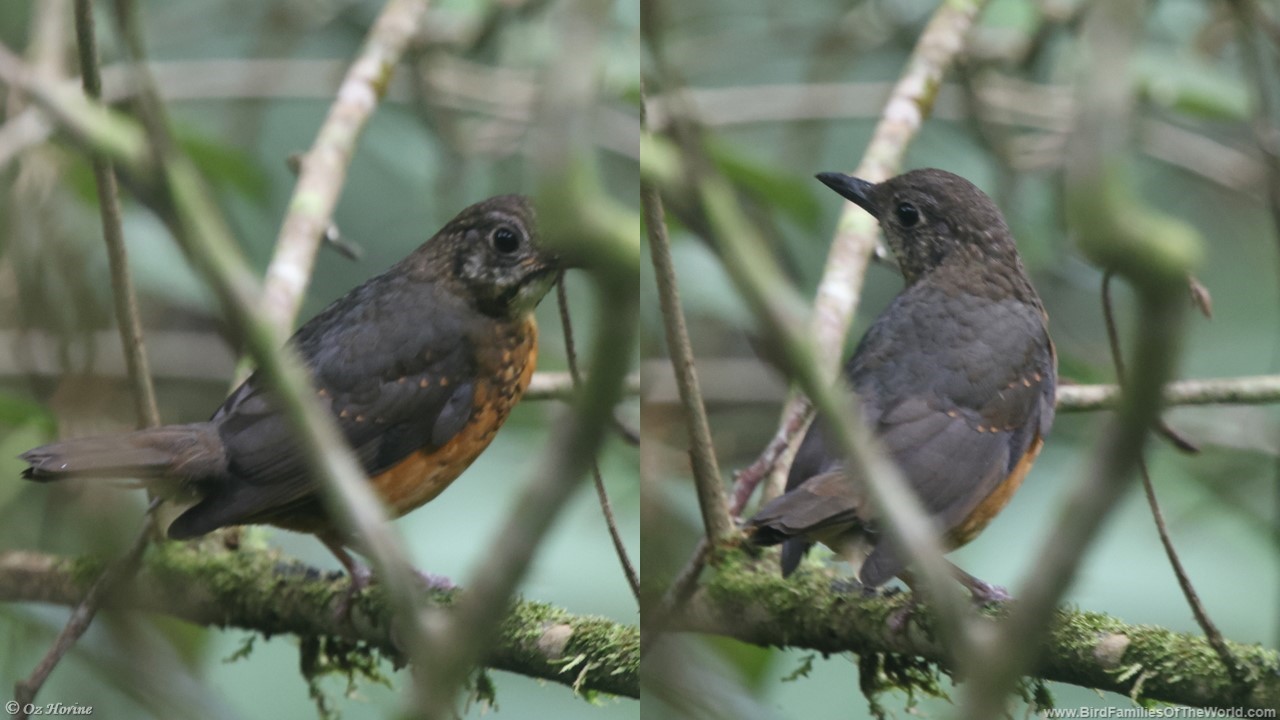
[895,202,920,227]
[491,226,521,254]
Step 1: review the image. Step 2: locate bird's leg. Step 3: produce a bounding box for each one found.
[319,534,372,621]
[886,575,924,634]
[319,534,456,616]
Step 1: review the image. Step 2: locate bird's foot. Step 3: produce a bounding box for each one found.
[332,560,373,623]
[886,593,922,635]
[965,578,1011,605]
[949,564,1011,606]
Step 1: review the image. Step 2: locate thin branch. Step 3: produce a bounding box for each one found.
[12,502,157,719]
[74,0,160,429]
[638,145,735,653]
[260,0,429,339]
[555,278,641,603]
[0,547,638,699]
[0,331,636,398]
[1102,273,1241,683]
[641,358,1280,412]
[1034,375,1280,411]
[641,180,732,542]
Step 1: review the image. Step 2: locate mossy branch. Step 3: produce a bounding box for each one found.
[0,545,639,699]
[672,549,1279,710]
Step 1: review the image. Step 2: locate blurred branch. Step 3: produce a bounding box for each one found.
[958,0,1206,714]
[416,0,640,714]
[0,330,637,399]
[1059,375,1280,410]
[641,359,1280,412]
[672,559,1279,710]
[740,0,990,506]
[527,370,639,400]
[555,279,641,602]
[261,0,428,341]
[0,57,638,172]
[1102,274,1240,682]
[0,546,638,699]
[648,81,1266,195]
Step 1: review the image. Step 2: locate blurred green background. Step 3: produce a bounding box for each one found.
[641,0,1278,717]
[0,1,639,718]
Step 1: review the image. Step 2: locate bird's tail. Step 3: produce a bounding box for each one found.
[20,423,225,483]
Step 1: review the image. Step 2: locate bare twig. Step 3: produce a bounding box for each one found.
[556,277,641,603]
[647,82,1267,196]
[1102,273,1241,683]
[1058,375,1280,411]
[260,0,429,339]
[74,0,159,430]
[640,358,1280,412]
[641,181,732,542]
[638,144,736,653]
[526,370,638,400]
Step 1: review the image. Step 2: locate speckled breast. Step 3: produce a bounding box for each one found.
[369,314,539,516]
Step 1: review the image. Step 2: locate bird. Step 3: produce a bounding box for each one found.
[746,169,1056,602]
[21,194,558,595]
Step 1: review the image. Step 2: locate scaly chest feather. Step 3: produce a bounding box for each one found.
[369,314,539,515]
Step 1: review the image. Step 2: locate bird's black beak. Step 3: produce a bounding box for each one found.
[816,172,879,219]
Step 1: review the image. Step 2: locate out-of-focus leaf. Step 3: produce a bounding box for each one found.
[704,634,777,690]
[1056,352,1109,387]
[61,127,269,208]
[670,235,754,328]
[0,393,56,434]
[1134,52,1249,120]
[0,419,54,511]
[707,140,823,233]
[174,125,271,205]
